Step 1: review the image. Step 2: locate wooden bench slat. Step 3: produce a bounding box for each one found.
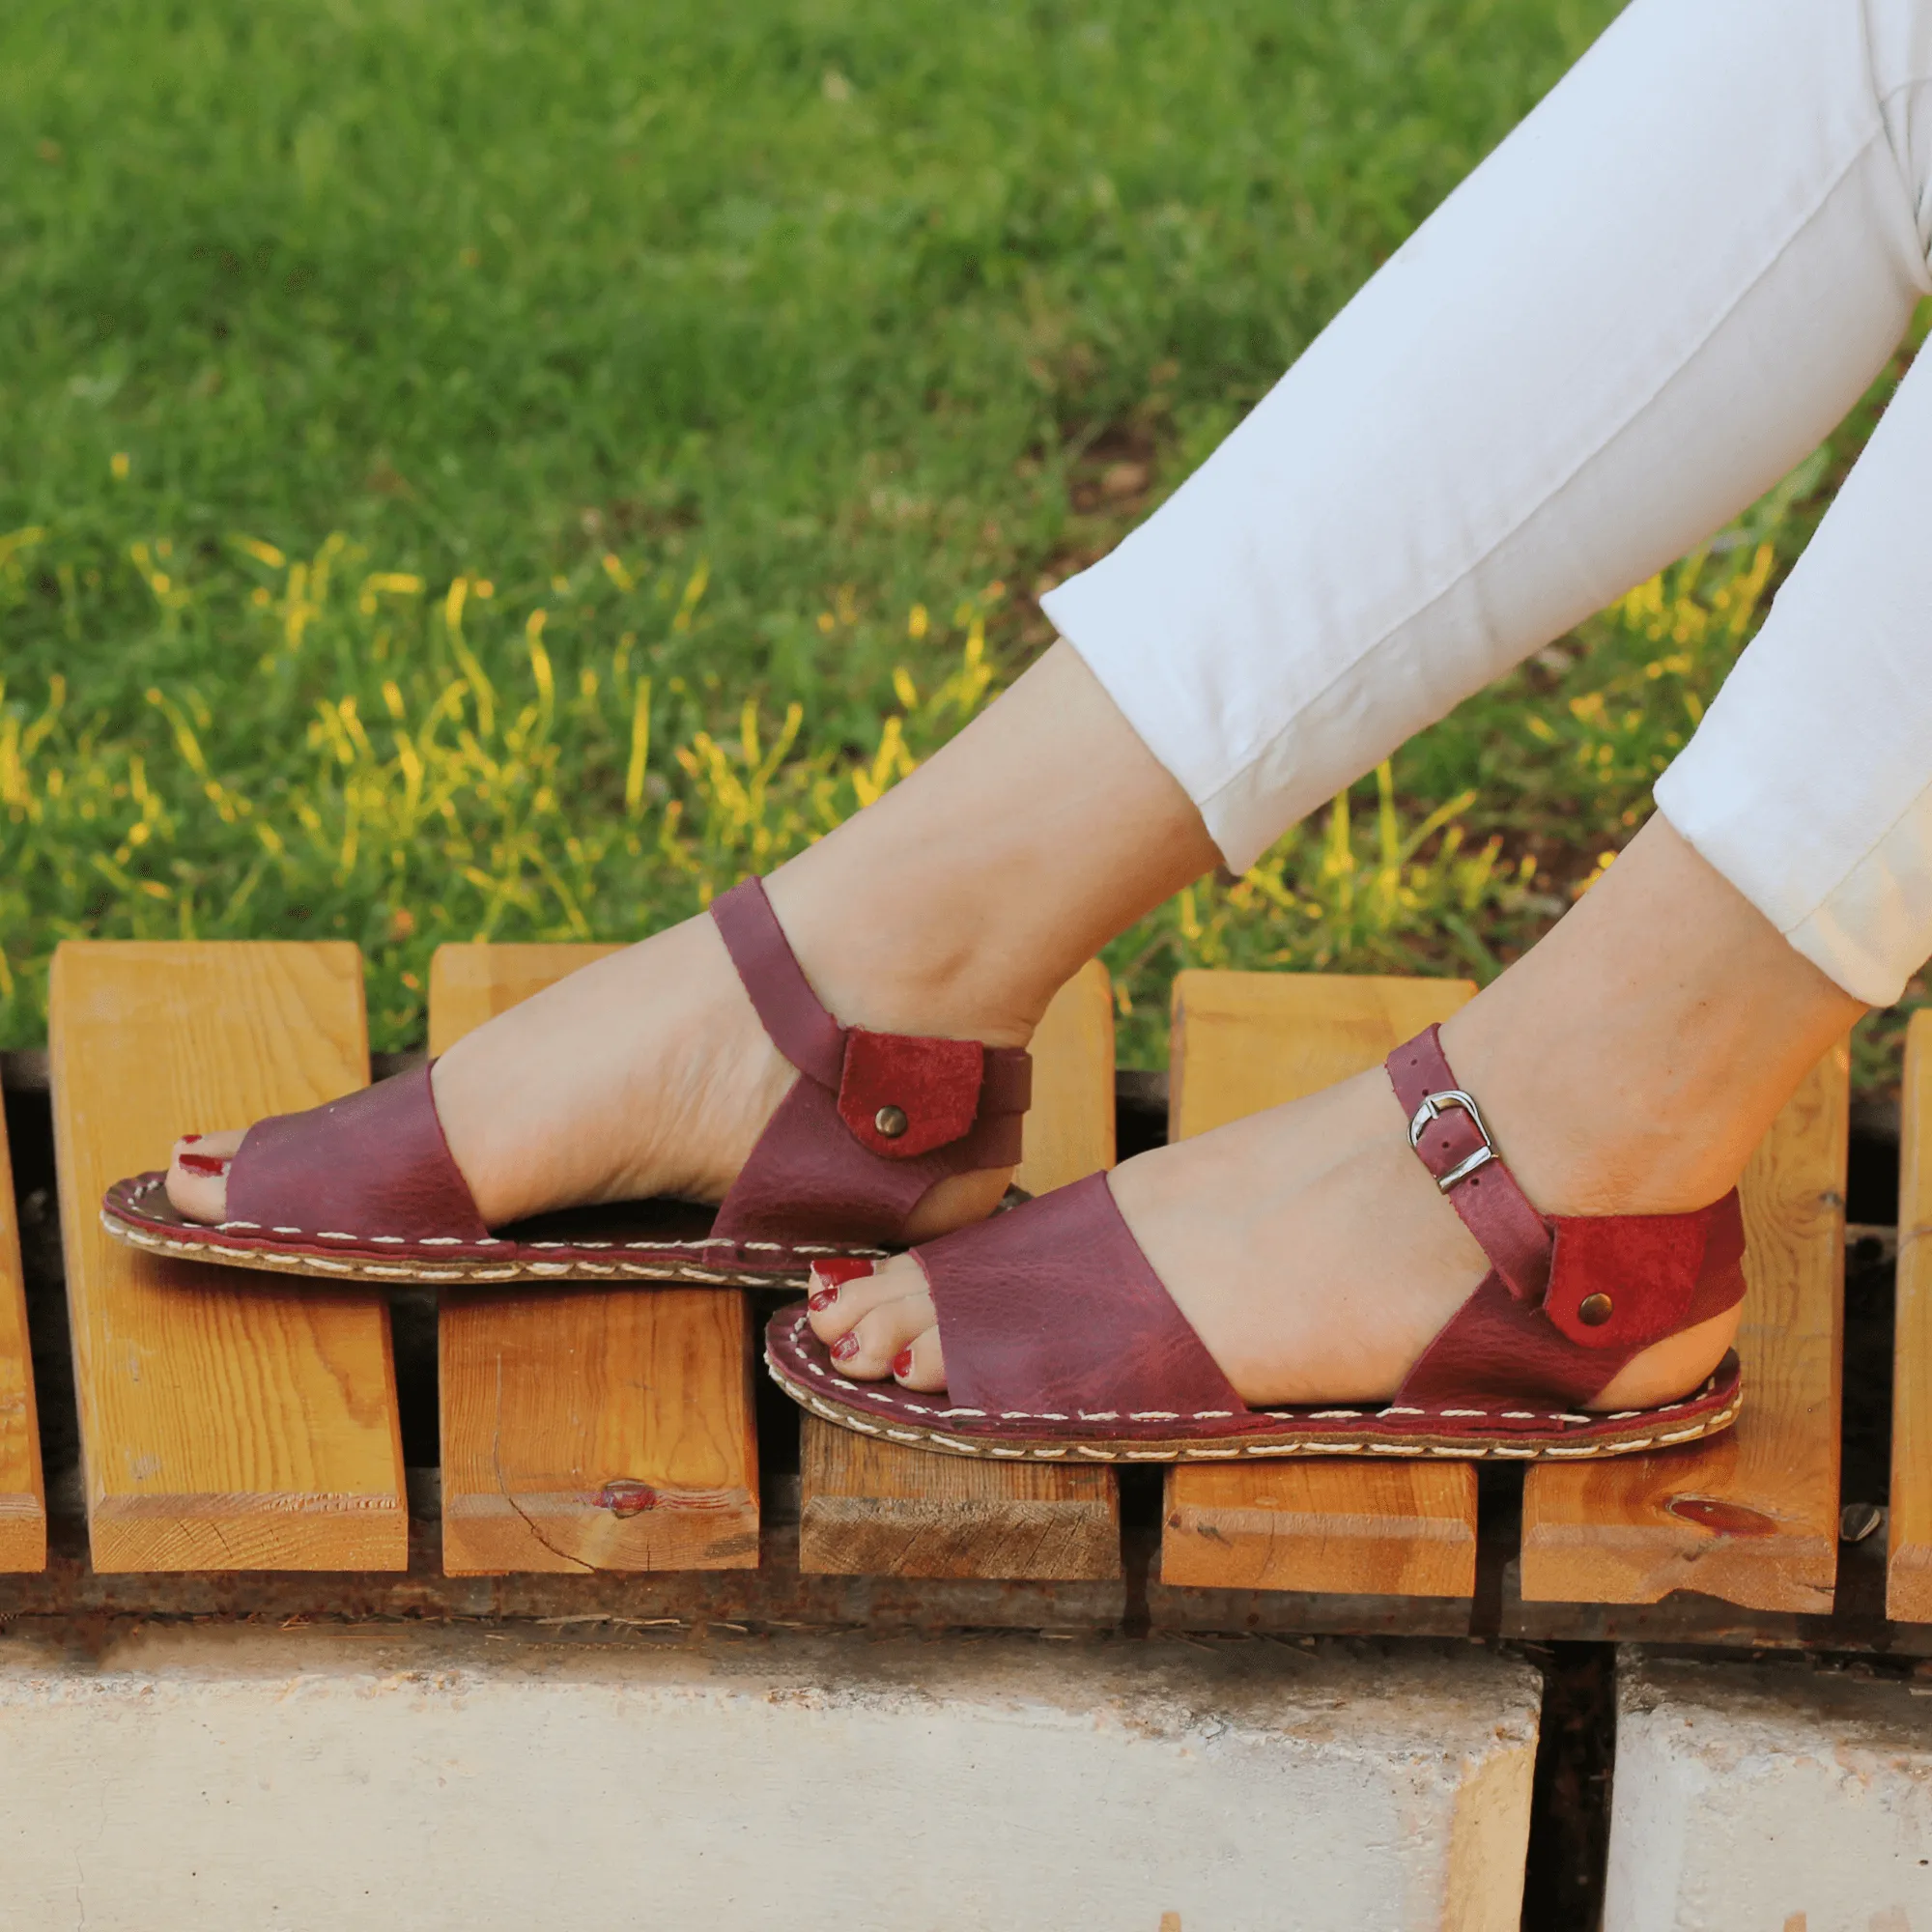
[48,942,406,1572]
[431,944,758,1575]
[1888,1012,1932,1620]
[801,1424,1119,1580]
[1158,971,1480,1598]
[0,1090,46,1570]
[798,960,1122,1580]
[1521,1041,1848,1613]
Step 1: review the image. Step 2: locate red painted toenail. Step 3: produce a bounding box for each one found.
[180,1133,203,1144]
[891,1347,914,1378]
[178,1152,230,1177]
[808,1285,840,1312]
[831,1332,861,1362]
[810,1258,875,1293]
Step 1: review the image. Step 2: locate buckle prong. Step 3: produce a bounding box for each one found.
[1407,1089,1496,1193]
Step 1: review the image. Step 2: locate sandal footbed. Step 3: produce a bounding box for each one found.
[103,1173,886,1288]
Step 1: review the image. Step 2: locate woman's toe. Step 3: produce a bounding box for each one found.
[804,1255,948,1385]
[806,1255,923,1344]
[890,1324,947,1392]
[824,1290,939,1381]
[163,1129,244,1224]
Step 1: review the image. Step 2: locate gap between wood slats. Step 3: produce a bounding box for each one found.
[1889,1012,1932,1620]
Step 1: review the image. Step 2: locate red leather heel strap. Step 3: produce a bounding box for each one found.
[706,877,1032,1246]
[1386,1023,1748,1407]
[1385,1025,1551,1306]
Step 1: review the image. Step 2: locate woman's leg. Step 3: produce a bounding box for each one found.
[176,0,1932,1274]
[809,0,1932,1398]
[427,644,1219,1235]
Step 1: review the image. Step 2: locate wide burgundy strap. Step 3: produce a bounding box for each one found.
[1385,1025,1551,1306]
[227,1062,489,1242]
[917,1173,1245,1419]
[708,878,1033,1245]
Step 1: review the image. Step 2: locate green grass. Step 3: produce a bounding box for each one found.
[1,0,1921,1084]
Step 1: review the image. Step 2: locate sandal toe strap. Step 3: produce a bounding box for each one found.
[916,1173,1245,1421]
[226,1061,488,1244]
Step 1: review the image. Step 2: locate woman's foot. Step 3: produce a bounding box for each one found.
[808,814,1865,1414]
[164,912,1021,1238]
[806,1063,1744,1410]
[164,645,1221,1237]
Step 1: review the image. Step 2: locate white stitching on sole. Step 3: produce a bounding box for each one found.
[761,1322,1740,1467]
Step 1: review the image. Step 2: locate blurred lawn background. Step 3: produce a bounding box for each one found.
[2,0,1923,1081]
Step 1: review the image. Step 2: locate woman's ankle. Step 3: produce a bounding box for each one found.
[1434,1017,1757,1216]
[762,643,1221,1050]
[1436,815,1864,1219]
[763,860,1050,1048]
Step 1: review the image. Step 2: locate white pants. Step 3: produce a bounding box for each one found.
[1043,0,1932,1007]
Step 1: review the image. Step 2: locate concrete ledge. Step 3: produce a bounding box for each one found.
[0,1624,1538,1930]
[1606,1650,1932,1930]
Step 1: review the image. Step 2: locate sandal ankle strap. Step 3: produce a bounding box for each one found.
[711,878,1031,1161]
[1386,1024,1551,1306]
[709,876,847,1092]
[707,878,1032,1245]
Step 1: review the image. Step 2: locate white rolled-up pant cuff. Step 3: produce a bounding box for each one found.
[1657,781,1932,1009]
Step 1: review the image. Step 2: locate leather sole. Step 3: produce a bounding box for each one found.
[764,1306,1744,1463]
[102,1173,887,1288]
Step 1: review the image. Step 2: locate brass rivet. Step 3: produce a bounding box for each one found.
[874,1104,908,1139]
[1577,1293,1614,1327]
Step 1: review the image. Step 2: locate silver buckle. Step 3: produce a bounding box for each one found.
[1407,1089,1495,1193]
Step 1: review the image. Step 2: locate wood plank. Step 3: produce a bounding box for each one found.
[1888,1012,1932,1621]
[1159,970,1480,1598]
[800,1423,1118,1580]
[48,942,406,1571]
[1521,1041,1848,1613]
[0,1088,46,1570]
[799,960,1122,1579]
[431,944,759,1575]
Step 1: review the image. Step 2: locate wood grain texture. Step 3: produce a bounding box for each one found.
[48,942,406,1572]
[1889,1012,1932,1621]
[1521,1042,1848,1613]
[799,960,1122,1580]
[801,1422,1119,1579]
[0,1089,46,1570]
[430,943,759,1575]
[1159,970,1480,1597]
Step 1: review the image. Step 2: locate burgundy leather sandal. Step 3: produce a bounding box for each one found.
[99,878,1032,1289]
[765,1023,1745,1463]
